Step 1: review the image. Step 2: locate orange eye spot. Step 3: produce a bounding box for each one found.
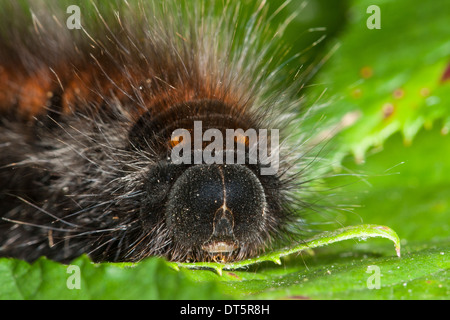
[170,136,183,148]
[234,134,248,146]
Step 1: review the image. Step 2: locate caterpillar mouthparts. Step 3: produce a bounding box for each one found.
[0,0,326,263]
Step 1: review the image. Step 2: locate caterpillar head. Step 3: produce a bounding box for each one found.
[168,164,270,262]
[133,100,287,263]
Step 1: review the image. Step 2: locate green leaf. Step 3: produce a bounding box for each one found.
[0,255,230,300]
[216,243,449,299]
[170,224,401,275]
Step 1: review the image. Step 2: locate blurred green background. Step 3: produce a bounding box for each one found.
[290,0,450,244]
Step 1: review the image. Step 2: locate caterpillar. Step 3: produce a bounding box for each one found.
[0,0,335,263]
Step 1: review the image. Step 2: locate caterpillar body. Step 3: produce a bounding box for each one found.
[0,0,329,263]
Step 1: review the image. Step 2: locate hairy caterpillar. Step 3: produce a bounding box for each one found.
[0,0,335,263]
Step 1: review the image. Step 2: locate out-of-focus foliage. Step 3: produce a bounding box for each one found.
[307,0,450,164]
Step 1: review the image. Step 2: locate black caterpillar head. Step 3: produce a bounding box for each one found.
[131,100,288,262]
